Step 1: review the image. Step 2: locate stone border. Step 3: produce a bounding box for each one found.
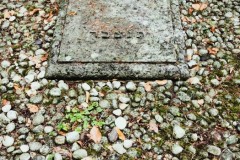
[46,0,189,80]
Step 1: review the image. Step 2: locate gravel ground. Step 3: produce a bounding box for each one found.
[0,0,240,160]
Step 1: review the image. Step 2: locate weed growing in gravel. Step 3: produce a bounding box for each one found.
[57,102,105,132]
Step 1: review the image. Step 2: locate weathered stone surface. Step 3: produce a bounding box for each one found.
[46,0,189,79]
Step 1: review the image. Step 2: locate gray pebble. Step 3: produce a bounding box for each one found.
[29,142,42,151]
[66,131,79,143]
[73,149,88,159]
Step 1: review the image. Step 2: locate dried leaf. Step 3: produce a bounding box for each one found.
[149,120,158,133]
[188,8,194,15]
[68,11,77,16]
[14,83,23,91]
[211,26,216,33]
[26,118,32,126]
[41,54,48,62]
[115,127,126,140]
[29,8,41,16]
[156,80,168,86]
[187,77,201,85]
[230,67,234,74]
[192,3,208,11]
[27,104,39,113]
[208,47,219,55]
[144,82,152,92]
[88,126,102,143]
[2,99,9,106]
[85,91,90,103]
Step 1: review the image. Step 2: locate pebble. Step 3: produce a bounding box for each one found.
[113,109,122,116]
[9,16,16,21]
[20,145,30,152]
[35,49,45,55]
[40,145,50,155]
[119,103,128,110]
[112,143,127,154]
[2,104,11,112]
[71,142,80,151]
[0,113,10,124]
[1,60,11,68]
[191,133,198,141]
[58,80,69,90]
[44,126,54,133]
[19,153,31,160]
[207,145,221,156]
[24,74,35,83]
[123,139,133,148]
[55,136,65,144]
[7,110,18,120]
[54,153,63,160]
[82,83,91,91]
[173,125,185,139]
[73,149,88,159]
[2,136,14,147]
[31,82,41,90]
[112,81,121,89]
[209,108,219,116]
[32,125,44,133]
[226,135,238,145]
[6,122,15,133]
[66,131,80,143]
[32,113,45,125]
[177,92,191,102]
[199,49,208,55]
[115,117,127,130]
[108,128,118,142]
[99,100,110,108]
[49,87,61,96]
[119,96,130,103]
[211,79,220,86]
[1,20,10,29]
[225,12,233,18]
[172,144,183,155]
[30,94,43,104]
[155,114,163,123]
[126,81,137,91]
[220,149,234,160]
[29,142,42,151]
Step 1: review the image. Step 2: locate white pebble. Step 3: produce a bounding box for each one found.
[7,110,18,120]
[20,144,30,152]
[1,60,11,68]
[6,122,15,133]
[25,74,35,83]
[31,81,41,90]
[115,117,127,130]
[82,83,91,91]
[35,49,45,55]
[173,125,185,139]
[119,103,128,110]
[172,144,183,155]
[113,109,122,116]
[2,136,14,147]
[2,104,11,112]
[9,16,16,21]
[123,139,133,148]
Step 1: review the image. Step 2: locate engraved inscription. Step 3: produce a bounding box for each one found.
[90,31,145,39]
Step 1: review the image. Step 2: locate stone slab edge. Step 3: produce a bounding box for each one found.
[46,0,190,80]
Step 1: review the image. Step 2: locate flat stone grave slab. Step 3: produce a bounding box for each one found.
[46,0,189,79]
